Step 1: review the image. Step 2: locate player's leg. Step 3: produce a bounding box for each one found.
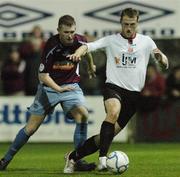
[64,94,133,174]
[64,83,139,173]
[0,114,45,170]
[70,122,121,159]
[98,98,121,170]
[98,87,139,171]
[0,84,55,170]
[63,83,96,173]
[64,122,121,173]
[97,87,140,170]
[94,83,122,170]
[62,85,89,153]
[70,106,88,149]
[64,135,99,173]
[67,106,96,172]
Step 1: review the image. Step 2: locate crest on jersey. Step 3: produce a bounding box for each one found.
[39,63,45,72]
[84,1,174,24]
[128,47,133,53]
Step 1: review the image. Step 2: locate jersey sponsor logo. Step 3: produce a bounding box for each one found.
[115,57,120,64]
[52,61,75,70]
[128,47,133,53]
[0,3,53,28]
[115,53,137,68]
[84,1,174,24]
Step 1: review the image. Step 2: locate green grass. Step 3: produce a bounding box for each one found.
[0,143,180,177]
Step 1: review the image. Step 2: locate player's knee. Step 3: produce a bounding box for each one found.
[24,126,38,136]
[80,112,88,122]
[107,110,119,120]
[74,107,89,122]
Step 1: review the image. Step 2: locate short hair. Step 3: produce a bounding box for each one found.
[120,8,139,23]
[58,15,76,28]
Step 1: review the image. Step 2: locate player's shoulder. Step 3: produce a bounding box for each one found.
[102,33,119,41]
[74,33,87,42]
[46,34,59,46]
[136,33,153,41]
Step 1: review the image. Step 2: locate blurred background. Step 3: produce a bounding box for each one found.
[0,0,179,143]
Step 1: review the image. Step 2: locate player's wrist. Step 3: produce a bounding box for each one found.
[79,45,88,55]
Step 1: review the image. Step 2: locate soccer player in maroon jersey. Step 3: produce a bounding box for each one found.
[0,15,96,171]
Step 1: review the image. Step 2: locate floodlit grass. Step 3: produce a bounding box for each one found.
[0,143,180,177]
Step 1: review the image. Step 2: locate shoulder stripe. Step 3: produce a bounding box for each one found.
[45,45,58,61]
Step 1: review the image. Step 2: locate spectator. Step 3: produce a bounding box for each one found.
[138,64,166,112]
[1,46,26,95]
[166,65,180,100]
[19,25,46,95]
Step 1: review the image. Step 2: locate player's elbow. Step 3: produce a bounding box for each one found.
[38,73,49,82]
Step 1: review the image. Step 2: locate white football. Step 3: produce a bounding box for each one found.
[106,151,129,174]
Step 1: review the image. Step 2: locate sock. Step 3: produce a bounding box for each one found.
[4,128,30,161]
[99,121,114,157]
[74,123,87,149]
[70,135,99,161]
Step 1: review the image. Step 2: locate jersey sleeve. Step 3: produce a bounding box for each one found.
[147,36,157,53]
[86,36,109,52]
[75,34,87,46]
[39,39,54,73]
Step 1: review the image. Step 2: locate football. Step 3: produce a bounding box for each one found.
[106,151,129,174]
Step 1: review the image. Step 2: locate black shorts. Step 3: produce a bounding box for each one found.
[102,83,140,129]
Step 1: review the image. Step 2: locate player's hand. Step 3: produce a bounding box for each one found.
[67,54,81,62]
[58,85,75,92]
[88,64,96,79]
[67,45,88,62]
[154,50,169,69]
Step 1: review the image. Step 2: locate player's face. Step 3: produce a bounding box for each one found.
[58,24,76,46]
[121,15,138,38]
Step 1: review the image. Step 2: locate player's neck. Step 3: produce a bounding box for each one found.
[120,32,136,44]
[120,32,136,40]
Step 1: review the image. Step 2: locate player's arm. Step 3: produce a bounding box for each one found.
[38,73,74,92]
[153,48,169,69]
[85,52,96,79]
[68,36,108,62]
[68,44,88,61]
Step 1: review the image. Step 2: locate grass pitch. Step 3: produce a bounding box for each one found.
[0,143,179,177]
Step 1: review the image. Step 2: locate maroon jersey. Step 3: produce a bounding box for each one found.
[39,34,87,85]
